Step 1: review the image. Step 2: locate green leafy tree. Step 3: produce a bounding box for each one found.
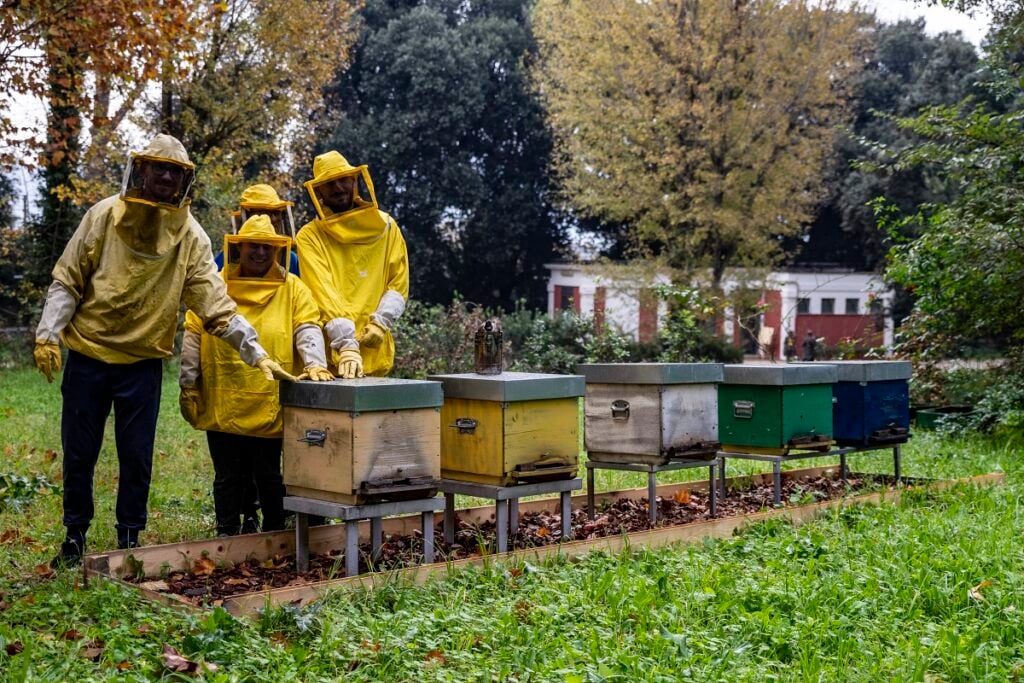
[881,9,1024,355]
[793,18,980,270]
[318,0,566,308]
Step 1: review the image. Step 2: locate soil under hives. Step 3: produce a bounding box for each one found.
[135,475,906,605]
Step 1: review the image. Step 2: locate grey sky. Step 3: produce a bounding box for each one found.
[857,0,992,45]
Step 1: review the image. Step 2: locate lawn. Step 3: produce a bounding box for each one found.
[1,364,1021,681]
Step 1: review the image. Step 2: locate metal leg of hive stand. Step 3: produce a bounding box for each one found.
[587,465,596,521]
[295,512,309,573]
[345,520,359,577]
[840,451,848,483]
[720,457,728,499]
[894,445,902,484]
[560,490,572,541]
[421,510,435,565]
[495,499,509,554]
[709,463,717,518]
[509,497,520,540]
[370,517,383,565]
[443,493,456,544]
[648,470,658,526]
[773,460,782,506]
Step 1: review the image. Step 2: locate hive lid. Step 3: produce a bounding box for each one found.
[280,377,443,412]
[575,363,723,385]
[722,364,837,386]
[793,360,912,382]
[427,372,585,402]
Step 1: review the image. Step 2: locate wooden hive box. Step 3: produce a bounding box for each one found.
[577,363,724,465]
[797,360,911,446]
[280,378,442,504]
[718,364,837,454]
[427,372,585,486]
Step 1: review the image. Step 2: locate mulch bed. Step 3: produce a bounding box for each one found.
[139,475,903,605]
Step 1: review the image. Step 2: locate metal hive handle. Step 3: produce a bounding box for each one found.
[611,400,630,420]
[452,418,478,434]
[297,428,327,447]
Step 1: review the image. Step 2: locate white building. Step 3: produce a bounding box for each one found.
[546,263,895,357]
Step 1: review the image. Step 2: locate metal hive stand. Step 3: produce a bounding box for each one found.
[585,457,721,525]
[718,444,903,505]
[284,495,444,576]
[440,478,583,554]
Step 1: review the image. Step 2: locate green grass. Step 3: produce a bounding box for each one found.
[0,364,1021,681]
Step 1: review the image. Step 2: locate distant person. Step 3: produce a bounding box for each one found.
[801,330,817,361]
[784,332,797,362]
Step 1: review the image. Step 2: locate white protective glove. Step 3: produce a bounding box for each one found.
[294,324,332,381]
[179,329,202,388]
[214,313,269,367]
[36,281,77,345]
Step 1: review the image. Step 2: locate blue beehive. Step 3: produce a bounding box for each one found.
[801,361,912,446]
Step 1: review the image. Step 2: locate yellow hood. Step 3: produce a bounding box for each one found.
[240,183,291,210]
[304,151,387,244]
[115,134,196,255]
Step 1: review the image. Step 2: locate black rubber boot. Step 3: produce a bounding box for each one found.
[240,516,260,534]
[50,537,85,569]
[117,529,140,550]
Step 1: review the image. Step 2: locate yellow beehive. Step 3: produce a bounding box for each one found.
[428,373,584,486]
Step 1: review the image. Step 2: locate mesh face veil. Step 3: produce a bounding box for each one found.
[239,205,296,239]
[120,153,196,209]
[233,184,295,238]
[224,215,290,287]
[305,166,378,222]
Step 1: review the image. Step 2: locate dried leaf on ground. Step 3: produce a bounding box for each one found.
[80,639,104,661]
[60,629,84,641]
[191,557,217,576]
[673,489,692,505]
[425,649,446,664]
[34,564,55,579]
[969,580,992,602]
[6,641,24,655]
[162,644,196,673]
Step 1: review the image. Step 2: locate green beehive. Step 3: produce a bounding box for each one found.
[717,364,837,454]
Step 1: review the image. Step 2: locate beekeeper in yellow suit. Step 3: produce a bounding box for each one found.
[297,151,409,378]
[179,214,332,536]
[33,134,296,567]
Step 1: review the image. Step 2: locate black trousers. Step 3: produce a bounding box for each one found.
[60,350,162,544]
[205,431,285,535]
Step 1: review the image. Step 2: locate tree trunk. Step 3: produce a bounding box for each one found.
[29,39,84,287]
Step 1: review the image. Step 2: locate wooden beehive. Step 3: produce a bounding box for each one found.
[428,372,585,486]
[280,378,442,504]
[578,363,724,465]
[718,364,837,454]
[798,360,911,446]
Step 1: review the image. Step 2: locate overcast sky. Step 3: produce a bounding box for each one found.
[858,0,992,45]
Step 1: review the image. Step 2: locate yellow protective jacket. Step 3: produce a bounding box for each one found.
[296,212,409,376]
[185,272,320,438]
[52,195,235,364]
